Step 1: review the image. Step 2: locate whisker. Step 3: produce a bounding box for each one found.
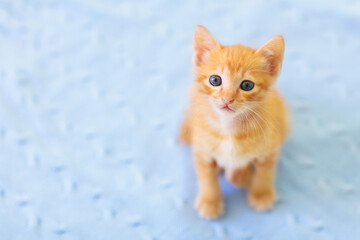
[243,106,268,147]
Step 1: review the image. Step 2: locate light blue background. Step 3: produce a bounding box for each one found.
[0,0,359,239]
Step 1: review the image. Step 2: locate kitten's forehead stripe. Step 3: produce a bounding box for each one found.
[220,66,232,90]
[217,45,264,80]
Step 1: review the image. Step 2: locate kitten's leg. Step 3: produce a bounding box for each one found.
[248,153,278,211]
[227,165,252,188]
[194,153,224,219]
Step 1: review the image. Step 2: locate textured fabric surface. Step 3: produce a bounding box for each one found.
[0,0,359,239]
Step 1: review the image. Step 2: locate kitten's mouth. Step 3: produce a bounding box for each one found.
[221,105,235,112]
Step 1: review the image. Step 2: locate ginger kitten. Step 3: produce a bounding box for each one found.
[179,25,289,219]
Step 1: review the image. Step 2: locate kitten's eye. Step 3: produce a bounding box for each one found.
[240,80,255,91]
[209,75,222,87]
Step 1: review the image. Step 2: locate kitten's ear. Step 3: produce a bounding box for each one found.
[193,25,220,67]
[256,35,285,77]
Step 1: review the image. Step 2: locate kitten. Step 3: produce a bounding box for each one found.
[179,25,289,219]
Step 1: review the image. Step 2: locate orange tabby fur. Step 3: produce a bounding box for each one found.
[180,26,289,219]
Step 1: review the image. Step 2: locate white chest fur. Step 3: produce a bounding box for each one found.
[213,137,254,171]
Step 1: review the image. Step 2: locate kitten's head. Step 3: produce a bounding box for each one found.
[192,25,285,118]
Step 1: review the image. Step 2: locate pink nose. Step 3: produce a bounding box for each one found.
[221,97,234,105]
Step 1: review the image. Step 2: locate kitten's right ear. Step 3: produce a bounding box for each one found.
[255,35,285,77]
[192,25,220,67]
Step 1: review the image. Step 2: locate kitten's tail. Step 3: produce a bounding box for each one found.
[179,115,192,145]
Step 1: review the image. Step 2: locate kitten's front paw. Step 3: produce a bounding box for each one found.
[195,194,224,219]
[248,189,277,211]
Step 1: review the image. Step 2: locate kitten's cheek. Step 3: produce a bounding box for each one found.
[210,100,222,111]
[210,99,219,106]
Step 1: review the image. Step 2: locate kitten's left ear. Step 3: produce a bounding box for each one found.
[256,35,285,77]
[192,25,221,67]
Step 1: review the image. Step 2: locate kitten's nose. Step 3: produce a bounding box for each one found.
[221,97,234,105]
